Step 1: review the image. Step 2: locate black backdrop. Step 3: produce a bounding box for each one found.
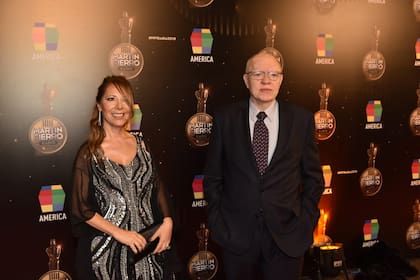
[1,0,419,279]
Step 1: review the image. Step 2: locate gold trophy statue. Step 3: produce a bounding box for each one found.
[313,0,336,13]
[39,238,72,280]
[185,83,213,147]
[362,25,386,81]
[109,11,144,79]
[29,84,68,155]
[313,209,333,246]
[414,0,420,21]
[360,143,383,196]
[188,0,214,8]
[406,199,420,249]
[264,18,277,48]
[188,223,218,279]
[264,18,284,69]
[409,84,420,136]
[314,82,336,141]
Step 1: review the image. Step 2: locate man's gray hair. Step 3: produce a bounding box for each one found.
[245,47,284,72]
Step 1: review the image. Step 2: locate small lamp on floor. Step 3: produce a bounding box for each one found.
[318,243,349,279]
[311,209,349,280]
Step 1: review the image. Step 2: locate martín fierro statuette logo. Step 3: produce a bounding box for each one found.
[188,223,218,280]
[39,238,72,280]
[313,0,336,13]
[362,25,386,81]
[109,11,144,80]
[188,0,214,8]
[29,84,68,155]
[360,142,383,196]
[314,82,336,141]
[409,84,420,136]
[406,199,420,249]
[185,83,213,147]
[414,0,420,21]
[264,18,284,69]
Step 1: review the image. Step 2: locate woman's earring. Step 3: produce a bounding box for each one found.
[98,111,102,127]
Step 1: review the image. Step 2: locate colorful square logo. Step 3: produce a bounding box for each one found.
[38,185,65,213]
[32,22,59,51]
[192,175,204,200]
[366,100,383,123]
[322,165,332,188]
[190,28,213,55]
[316,33,334,57]
[126,104,142,131]
[412,159,420,180]
[363,219,379,241]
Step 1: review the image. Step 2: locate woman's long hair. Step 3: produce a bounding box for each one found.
[87,75,134,158]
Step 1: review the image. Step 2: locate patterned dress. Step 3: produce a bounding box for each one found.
[71,134,171,280]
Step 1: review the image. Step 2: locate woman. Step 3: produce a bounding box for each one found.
[71,75,173,280]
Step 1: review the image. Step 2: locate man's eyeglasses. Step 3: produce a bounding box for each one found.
[246,71,283,81]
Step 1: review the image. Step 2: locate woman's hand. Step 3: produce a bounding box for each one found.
[150,217,173,254]
[112,227,147,254]
[86,213,148,254]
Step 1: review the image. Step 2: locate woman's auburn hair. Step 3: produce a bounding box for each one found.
[86,76,134,159]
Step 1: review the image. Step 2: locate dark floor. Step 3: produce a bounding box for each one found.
[301,258,420,280]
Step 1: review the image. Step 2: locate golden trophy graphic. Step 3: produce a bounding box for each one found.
[188,223,218,279]
[313,0,336,13]
[406,199,420,249]
[409,84,420,136]
[109,11,144,79]
[185,83,213,147]
[188,0,214,8]
[264,18,277,48]
[360,142,383,196]
[362,25,386,81]
[264,18,284,69]
[313,209,333,246]
[414,0,420,21]
[29,84,68,155]
[314,82,336,141]
[39,238,72,280]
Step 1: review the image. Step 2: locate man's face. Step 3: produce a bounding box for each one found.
[243,52,283,110]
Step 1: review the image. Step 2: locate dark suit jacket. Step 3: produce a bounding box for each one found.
[203,99,324,258]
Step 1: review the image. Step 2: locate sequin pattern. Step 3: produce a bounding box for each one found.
[89,135,164,279]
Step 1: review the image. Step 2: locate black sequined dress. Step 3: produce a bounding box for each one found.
[71,134,171,280]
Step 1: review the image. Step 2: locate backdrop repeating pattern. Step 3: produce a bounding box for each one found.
[0,0,419,279]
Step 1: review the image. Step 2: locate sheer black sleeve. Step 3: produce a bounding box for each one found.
[143,137,173,222]
[71,143,98,236]
[155,176,172,219]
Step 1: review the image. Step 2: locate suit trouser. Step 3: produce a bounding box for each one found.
[221,217,303,280]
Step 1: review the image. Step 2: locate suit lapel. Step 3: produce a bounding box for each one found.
[240,100,254,154]
[268,100,292,168]
[238,100,260,174]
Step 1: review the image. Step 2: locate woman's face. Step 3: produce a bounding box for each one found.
[97,84,132,129]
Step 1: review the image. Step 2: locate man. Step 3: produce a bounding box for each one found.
[203,47,324,280]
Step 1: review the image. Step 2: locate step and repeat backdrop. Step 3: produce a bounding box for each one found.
[0,0,419,279]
